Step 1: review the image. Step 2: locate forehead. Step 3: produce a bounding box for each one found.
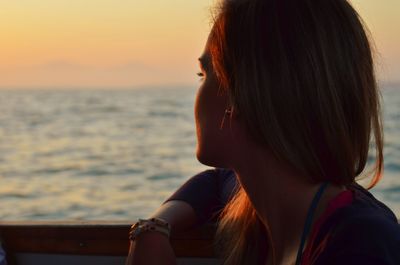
[199,29,215,64]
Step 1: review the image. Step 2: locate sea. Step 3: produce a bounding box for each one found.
[0,85,399,221]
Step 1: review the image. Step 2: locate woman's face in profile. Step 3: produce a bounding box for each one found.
[194,43,233,168]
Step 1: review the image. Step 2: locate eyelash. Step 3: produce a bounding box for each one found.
[197,72,205,81]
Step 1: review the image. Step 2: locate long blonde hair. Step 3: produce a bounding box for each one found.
[209,0,384,264]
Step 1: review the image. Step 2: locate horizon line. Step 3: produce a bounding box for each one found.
[0,84,199,91]
[0,81,399,91]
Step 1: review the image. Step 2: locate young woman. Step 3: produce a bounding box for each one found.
[126,0,400,264]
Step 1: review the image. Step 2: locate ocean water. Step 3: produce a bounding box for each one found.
[0,85,399,221]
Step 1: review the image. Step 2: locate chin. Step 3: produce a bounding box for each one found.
[196,149,213,167]
[196,145,229,168]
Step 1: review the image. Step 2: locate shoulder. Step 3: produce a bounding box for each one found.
[330,213,400,246]
[314,184,400,265]
[318,214,400,265]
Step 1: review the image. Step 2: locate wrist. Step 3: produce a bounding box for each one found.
[134,230,170,240]
[129,217,171,242]
[127,230,176,265]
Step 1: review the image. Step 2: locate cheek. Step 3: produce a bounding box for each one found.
[194,85,210,148]
[194,84,233,167]
[194,82,214,137]
[194,88,204,141]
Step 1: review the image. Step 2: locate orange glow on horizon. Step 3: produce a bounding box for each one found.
[0,0,399,88]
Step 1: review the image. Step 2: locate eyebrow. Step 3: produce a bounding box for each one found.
[198,55,210,71]
[198,57,205,68]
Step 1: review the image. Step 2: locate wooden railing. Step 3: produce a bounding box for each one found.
[0,221,217,260]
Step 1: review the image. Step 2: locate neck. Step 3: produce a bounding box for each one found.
[233,151,345,265]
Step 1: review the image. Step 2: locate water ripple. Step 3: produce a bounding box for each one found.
[0,87,398,220]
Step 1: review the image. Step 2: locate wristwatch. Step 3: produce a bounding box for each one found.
[129,217,171,241]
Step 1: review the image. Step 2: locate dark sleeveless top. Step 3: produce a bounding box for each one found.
[164,168,400,265]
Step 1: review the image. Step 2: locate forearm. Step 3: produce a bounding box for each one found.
[126,169,233,264]
[126,232,176,265]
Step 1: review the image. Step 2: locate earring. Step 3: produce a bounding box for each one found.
[220,108,233,129]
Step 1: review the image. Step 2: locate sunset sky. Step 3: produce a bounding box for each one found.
[1,0,399,89]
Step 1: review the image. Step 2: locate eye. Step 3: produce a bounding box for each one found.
[197,72,205,81]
